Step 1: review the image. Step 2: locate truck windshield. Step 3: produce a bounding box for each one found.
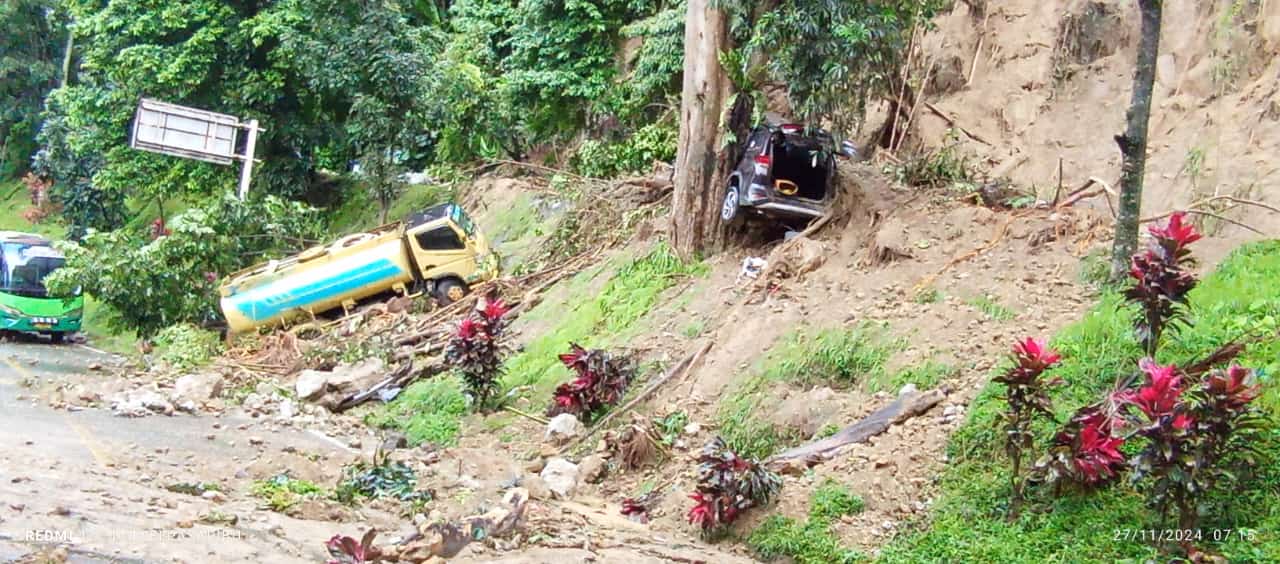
[0,242,65,298]
[449,205,476,237]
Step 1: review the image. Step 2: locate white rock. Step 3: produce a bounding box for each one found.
[277,399,296,420]
[544,413,585,444]
[295,370,330,400]
[172,372,224,404]
[539,458,580,498]
[683,422,702,435]
[898,383,919,397]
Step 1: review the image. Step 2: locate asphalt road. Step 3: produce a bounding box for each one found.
[0,338,354,563]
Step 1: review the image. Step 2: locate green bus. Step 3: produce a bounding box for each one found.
[0,232,82,343]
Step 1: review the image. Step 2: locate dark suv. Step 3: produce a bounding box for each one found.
[721,122,844,225]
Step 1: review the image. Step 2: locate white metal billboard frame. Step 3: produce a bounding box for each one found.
[130,98,263,200]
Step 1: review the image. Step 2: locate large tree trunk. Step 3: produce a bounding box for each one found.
[670,0,735,259]
[1109,0,1162,281]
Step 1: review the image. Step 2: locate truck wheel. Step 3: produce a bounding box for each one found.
[50,332,65,344]
[435,279,469,305]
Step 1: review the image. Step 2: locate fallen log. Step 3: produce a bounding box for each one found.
[767,390,945,467]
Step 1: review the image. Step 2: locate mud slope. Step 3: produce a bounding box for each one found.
[909,0,1280,262]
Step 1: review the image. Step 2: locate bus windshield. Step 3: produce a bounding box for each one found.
[0,242,66,297]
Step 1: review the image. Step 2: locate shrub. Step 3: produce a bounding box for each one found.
[334,454,431,505]
[445,297,509,406]
[153,323,223,370]
[549,343,634,421]
[1125,211,1201,356]
[993,337,1062,517]
[688,436,781,537]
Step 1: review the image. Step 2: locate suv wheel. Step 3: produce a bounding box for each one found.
[721,185,741,223]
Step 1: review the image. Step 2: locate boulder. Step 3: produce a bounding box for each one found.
[578,454,607,484]
[771,386,839,438]
[522,475,553,500]
[539,458,580,499]
[295,370,329,400]
[544,413,585,445]
[172,372,224,406]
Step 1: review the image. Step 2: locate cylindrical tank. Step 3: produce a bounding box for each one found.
[219,226,415,333]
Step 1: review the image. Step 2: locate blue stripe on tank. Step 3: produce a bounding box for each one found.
[233,258,403,321]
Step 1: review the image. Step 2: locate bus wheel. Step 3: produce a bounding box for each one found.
[50,332,65,344]
[435,279,469,305]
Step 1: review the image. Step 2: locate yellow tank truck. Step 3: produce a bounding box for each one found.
[219,203,498,334]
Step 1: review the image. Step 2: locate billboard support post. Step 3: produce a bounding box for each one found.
[237,119,259,201]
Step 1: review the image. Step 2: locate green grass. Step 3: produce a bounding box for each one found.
[365,376,469,447]
[719,323,901,459]
[967,294,1016,321]
[870,360,957,394]
[879,241,1280,563]
[250,474,325,512]
[502,242,707,395]
[749,479,866,564]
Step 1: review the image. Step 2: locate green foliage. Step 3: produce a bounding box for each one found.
[335,457,431,505]
[44,194,323,337]
[654,410,689,445]
[153,323,223,370]
[748,480,865,564]
[887,132,977,190]
[809,479,866,522]
[251,474,325,512]
[968,295,1017,321]
[872,360,956,393]
[736,0,944,134]
[0,0,63,179]
[762,324,900,388]
[504,243,707,392]
[571,121,677,178]
[366,376,469,447]
[612,4,685,121]
[881,241,1280,562]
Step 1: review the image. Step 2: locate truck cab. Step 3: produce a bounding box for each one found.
[402,203,498,302]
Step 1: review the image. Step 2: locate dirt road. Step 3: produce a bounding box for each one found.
[0,339,364,563]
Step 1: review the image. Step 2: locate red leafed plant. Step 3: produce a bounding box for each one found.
[1114,359,1199,530]
[1033,405,1127,492]
[620,496,651,523]
[1125,211,1201,356]
[549,343,634,421]
[150,217,171,239]
[687,436,781,537]
[324,530,380,564]
[993,337,1063,518]
[445,295,509,406]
